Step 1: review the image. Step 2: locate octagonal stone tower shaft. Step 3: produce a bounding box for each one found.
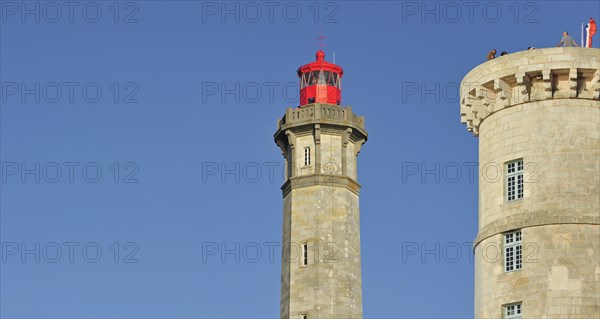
[460,48,600,318]
[274,103,367,318]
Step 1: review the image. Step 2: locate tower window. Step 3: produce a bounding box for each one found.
[504,302,522,319]
[304,147,311,166]
[504,230,522,272]
[299,313,308,319]
[301,242,308,266]
[506,159,524,202]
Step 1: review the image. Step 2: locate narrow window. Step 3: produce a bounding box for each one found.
[504,230,522,272]
[304,147,311,166]
[504,303,522,319]
[299,313,308,319]
[506,159,524,202]
[301,242,308,266]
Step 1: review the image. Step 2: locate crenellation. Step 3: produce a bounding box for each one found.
[460,48,600,136]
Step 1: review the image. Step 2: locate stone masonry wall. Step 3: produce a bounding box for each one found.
[461,48,600,318]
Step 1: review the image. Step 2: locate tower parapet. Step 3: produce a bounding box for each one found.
[277,103,365,130]
[459,48,600,318]
[460,47,600,136]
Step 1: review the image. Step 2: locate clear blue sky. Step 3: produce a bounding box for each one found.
[1,0,598,318]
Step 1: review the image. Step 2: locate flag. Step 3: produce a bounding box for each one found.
[586,18,597,48]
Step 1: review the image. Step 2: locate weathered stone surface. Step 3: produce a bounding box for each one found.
[275,103,367,318]
[461,48,600,318]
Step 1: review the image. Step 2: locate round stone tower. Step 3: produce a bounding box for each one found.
[460,48,600,318]
[275,51,367,318]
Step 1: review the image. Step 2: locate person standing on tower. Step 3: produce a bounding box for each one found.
[557,31,579,47]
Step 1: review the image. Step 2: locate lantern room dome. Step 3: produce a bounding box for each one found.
[316,50,325,61]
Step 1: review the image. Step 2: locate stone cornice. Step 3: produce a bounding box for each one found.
[460,48,600,136]
[474,212,600,249]
[281,174,362,197]
[274,103,368,143]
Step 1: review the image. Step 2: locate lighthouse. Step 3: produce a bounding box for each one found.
[274,50,368,318]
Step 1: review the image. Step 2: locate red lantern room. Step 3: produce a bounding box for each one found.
[297,50,343,107]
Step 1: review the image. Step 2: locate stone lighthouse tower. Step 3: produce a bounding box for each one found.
[460,48,600,318]
[274,50,367,318]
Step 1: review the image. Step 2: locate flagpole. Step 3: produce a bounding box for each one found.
[581,23,584,47]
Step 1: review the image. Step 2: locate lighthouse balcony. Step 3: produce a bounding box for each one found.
[277,103,365,131]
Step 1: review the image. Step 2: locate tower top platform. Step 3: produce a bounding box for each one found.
[276,103,365,131]
[460,48,600,136]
